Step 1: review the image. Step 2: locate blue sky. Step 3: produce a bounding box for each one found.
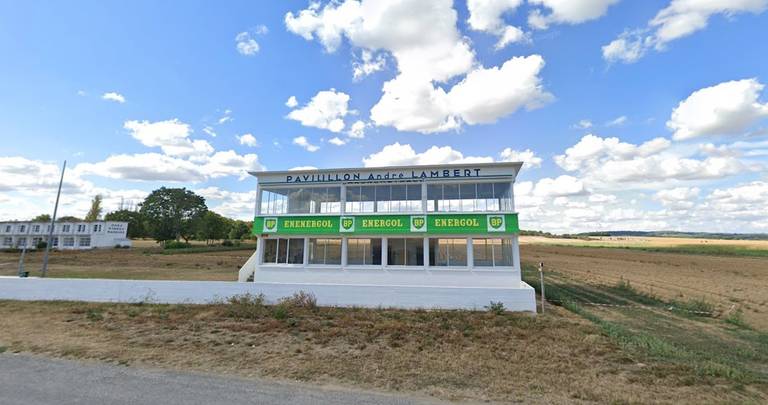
[1,0,767,233]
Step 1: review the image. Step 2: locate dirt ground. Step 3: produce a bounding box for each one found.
[520,244,768,331]
[1,299,762,404]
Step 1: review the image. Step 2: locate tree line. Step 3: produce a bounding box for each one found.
[32,187,253,244]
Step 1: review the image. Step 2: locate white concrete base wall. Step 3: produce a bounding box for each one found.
[0,277,537,312]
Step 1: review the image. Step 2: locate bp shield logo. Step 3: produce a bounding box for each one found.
[410,215,426,232]
[263,217,278,233]
[340,217,355,232]
[487,215,505,232]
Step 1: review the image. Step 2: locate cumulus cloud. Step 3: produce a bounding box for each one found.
[101,92,125,103]
[123,119,213,159]
[347,120,367,138]
[603,0,768,63]
[235,26,268,56]
[528,0,620,29]
[499,148,542,169]
[654,187,700,209]
[292,136,320,152]
[285,0,552,134]
[353,50,386,80]
[285,96,298,108]
[668,79,768,140]
[287,89,350,133]
[573,119,593,129]
[362,143,493,167]
[237,133,259,147]
[328,137,347,146]
[75,153,208,183]
[605,115,627,127]
[533,175,587,197]
[466,0,527,49]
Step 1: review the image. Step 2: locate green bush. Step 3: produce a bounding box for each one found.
[221,239,234,247]
[36,240,48,249]
[485,301,506,315]
[163,240,191,249]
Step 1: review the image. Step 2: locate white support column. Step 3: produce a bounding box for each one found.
[421,182,428,213]
[340,184,347,215]
[341,237,348,268]
[509,180,516,212]
[382,238,388,267]
[255,186,263,216]
[423,237,429,269]
[303,237,309,265]
[467,237,474,270]
[512,234,522,280]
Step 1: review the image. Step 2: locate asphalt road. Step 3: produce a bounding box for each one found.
[0,353,448,405]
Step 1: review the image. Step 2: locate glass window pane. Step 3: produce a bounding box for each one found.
[473,239,493,267]
[405,238,424,266]
[498,239,514,266]
[347,239,363,265]
[450,239,467,266]
[346,186,361,213]
[390,185,406,212]
[460,184,476,211]
[387,238,405,266]
[361,186,376,213]
[325,238,341,265]
[309,238,323,264]
[443,184,459,212]
[324,187,341,213]
[287,238,304,264]
[375,185,390,212]
[264,239,278,263]
[276,238,288,264]
[370,238,382,265]
[493,183,512,211]
[427,185,441,212]
[490,238,503,267]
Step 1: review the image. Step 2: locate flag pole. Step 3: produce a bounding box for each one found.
[41,160,66,278]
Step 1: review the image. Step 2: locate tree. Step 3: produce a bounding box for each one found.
[104,209,147,239]
[31,214,51,222]
[57,216,83,222]
[196,211,230,244]
[139,187,207,242]
[228,220,252,240]
[85,195,103,221]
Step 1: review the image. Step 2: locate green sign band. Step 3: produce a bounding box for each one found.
[253,213,519,236]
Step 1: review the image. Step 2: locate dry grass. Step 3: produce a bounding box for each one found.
[522,244,768,331]
[521,235,768,250]
[2,298,763,404]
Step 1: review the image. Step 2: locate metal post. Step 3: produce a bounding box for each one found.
[42,160,66,277]
[18,246,27,277]
[539,261,546,314]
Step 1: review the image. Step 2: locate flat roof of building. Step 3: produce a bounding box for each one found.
[249,161,523,177]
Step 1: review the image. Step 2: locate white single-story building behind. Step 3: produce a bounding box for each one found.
[0,221,131,250]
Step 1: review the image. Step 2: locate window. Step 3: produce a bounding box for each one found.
[63,237,75,247]
[79,237,91,247]
[32,237,42,246]
[309,238,342,265]
[76,224,86,233]
[472,238,514,267]
[92,224,102,232]
[62,225,71,233]
[262,238,305,264]
[17,237,27,247]
[2,237,11,246]
[260,187,342,215]
[347,184,422,213]
[429,238,467,267]
[426,182,513,212]
[32,225,41,233]
[387,238,424,266]
[345,185,377,213]
[4,225,10,233]
[19,225,26,233]
[51,237,59,247]
[347,238,382,265]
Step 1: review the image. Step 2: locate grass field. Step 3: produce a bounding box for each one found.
[1,237,767,402]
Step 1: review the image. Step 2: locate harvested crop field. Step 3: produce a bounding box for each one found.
[521,244,768,331]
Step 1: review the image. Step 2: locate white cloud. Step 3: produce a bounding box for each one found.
[528,0,620,29]
[370,55,552,133]
[605,115,627,127]
[101,92,125,103]
[124,119,214,159]
[603,0,768,63]
[218,109,233,124]
[466,0,527,49]
[237,133,259,147]
[202,126,217,137]
[202,150,263,180]
[193,187,257,220]
[362,142,493,167]
[0,157,90,194]
[287,89,350,133]
[236,27,268,56]
[285,96,298,108]
[353,50,386,80]
[77,90,86,96]
[573,119,593,129]
[668,79,768,140]
[328,137,347,146]
[75,153,208,183]
[290,166,318,171]
[555,134,671,172]
[347,120,367,138]
[533,175,587,197]
[292,136,320,152]
[499,148,542,169]
[654,187,700,209]
[286,0,551,134]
